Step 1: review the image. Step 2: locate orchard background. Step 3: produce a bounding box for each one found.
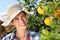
[0,0,60,40]
[17,0,60,40]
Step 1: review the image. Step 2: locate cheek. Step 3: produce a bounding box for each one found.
[21,17,27,23]
[13,20,19,26]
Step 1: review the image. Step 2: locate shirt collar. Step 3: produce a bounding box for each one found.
[11,29,30,39]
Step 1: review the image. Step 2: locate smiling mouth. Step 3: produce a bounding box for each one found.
[20,24,27,26]
[22,24,25,25]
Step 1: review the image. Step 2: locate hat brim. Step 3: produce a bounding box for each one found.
[1,10,33,26]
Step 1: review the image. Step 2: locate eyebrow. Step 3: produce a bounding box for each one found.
[13,11,26,19]
[21,11,26,16]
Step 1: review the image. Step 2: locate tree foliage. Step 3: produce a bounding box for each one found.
[17,0,60,40]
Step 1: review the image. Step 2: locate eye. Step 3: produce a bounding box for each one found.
[22,14,26,17]
[14,18,19,20]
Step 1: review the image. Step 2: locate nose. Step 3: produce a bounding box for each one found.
[21,17,27,25]
[18,17,25,24]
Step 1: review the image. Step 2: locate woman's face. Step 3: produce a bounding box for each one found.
[12,11,27,29]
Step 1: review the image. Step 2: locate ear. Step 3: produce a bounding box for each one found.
[9,22,14,26]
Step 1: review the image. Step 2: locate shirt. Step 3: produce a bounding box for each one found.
[2,30,40,40]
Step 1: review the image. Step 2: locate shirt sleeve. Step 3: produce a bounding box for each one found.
[34,34,40,40]
[2,37,9,40]
[2,33,12,40]
[30,31,40,40]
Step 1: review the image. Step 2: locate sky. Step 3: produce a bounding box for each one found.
[0,0,18,15]
[0,0,39,21]
[0,0,39,15]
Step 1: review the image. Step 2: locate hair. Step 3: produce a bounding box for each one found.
[11,11,27,22]
[20,11,26,16]
[0,21,5,33]
[0,21,8,39]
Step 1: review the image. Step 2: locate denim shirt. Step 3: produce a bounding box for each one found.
[2,30,40,40]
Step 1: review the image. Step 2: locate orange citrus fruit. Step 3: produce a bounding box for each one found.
[54,10,60,18]
[37,7,44,14]
[44,17,51,26]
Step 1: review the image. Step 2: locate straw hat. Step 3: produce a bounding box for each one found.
[0,12,7,22]
[1,3,34,26]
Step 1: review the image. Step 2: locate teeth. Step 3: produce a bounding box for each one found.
[21,24,25,25]
[21,24,25,26]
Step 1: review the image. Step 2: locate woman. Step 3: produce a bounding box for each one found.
[2,3,40,40]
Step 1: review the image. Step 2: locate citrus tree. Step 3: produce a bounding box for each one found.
[17,0,60,40]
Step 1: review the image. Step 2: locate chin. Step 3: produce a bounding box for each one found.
[21,27,27,30]
[20,25,27,29]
